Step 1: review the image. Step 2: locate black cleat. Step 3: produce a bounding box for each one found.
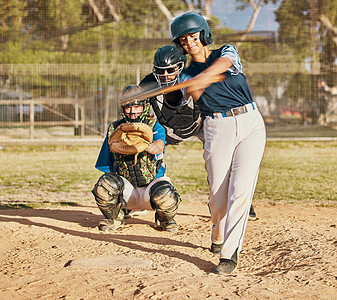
[249,205,257,221]
[210,243,223,254]
[213,258,237,275]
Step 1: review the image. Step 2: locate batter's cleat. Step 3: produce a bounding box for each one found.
[249,205,257,221]
[210,243,223,254]
[158,219,178,232]
[98,218,124,231]
[212,258,237,275]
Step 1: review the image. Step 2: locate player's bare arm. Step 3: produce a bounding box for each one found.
[146,139,164,154]
[186,57,232,101]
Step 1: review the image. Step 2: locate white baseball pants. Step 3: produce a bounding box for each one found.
[203,109,266,260]
[120,175,172,211]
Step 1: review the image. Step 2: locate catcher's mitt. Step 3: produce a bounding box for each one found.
[108,122,153,160]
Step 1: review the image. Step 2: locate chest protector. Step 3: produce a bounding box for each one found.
[108,118,160,188]
[150,90,202,145]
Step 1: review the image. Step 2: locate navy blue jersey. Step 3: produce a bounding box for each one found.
[179,44,253,116]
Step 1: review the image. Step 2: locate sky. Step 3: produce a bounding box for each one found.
[211,0,280,31]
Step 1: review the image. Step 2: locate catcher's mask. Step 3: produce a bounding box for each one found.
[152,45,186,87]
[121,85,150,123]
[171,12,213,54]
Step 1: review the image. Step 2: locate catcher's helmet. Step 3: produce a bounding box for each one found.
[171,12,213,49]
[121,85,150,123]
[152,45,187,87]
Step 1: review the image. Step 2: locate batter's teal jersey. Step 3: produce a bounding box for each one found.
[179,44,254,116]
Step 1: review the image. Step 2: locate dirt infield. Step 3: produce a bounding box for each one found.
[1,201,336,299]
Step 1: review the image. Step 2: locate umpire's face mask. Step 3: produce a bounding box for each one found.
[153,62,184,87]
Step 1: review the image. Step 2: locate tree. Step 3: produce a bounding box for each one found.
[273,0,337,123]
[317,0,337,65]
[235,0,280,48]
[25,0,84,50]
[319,15,337,47]
[181,0,213,18]
[154,0,173,21]
[0,0,27,42]
[275,0,337,66]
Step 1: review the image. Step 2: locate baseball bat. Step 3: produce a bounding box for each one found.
[120,74,225,106]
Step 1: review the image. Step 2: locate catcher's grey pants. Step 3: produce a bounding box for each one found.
[120,175,172,211]
[203,109,266,260]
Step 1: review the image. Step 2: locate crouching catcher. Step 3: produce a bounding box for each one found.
[92,85,181,232]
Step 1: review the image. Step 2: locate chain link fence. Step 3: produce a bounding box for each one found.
[0,63,148,141]
[2,61,336,141]
[1,1,337,142]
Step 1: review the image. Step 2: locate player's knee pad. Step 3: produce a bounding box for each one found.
[149,181,181,221]
[92,173,125,220]
[92,173,124,206]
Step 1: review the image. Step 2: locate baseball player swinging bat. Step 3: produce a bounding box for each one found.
[120,74,225,106]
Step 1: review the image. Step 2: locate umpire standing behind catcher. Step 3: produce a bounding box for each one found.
[140,45,202,145]
[92,85,181,232]
[171,12,266,274]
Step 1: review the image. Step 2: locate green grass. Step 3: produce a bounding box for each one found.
[255,141,337,205]
[0,144,102,206]
[0,141,336,208]
[266,123,337,138]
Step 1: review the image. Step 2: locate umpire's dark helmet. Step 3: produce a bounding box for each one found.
[153,45,187,68]
[171,12,213,47]
[152,45,186,87]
